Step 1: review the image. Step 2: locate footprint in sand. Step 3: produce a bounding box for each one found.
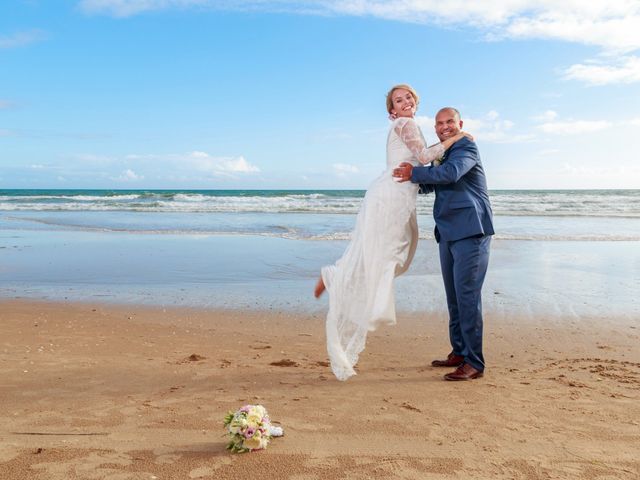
[270,359,299,367]
[400,402,422,413]
[543,357,640,394]
[178,354,206,364]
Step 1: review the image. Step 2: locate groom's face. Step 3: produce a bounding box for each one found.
[435,109,463,141]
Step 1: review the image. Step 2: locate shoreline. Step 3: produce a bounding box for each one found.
[1,299,639,479]
[2,233,639,320]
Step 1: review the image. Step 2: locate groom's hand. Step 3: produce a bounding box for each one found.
[392,162,413,183]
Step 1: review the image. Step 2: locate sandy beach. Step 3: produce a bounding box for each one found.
[4,0,640,473]
[1,299,639,479]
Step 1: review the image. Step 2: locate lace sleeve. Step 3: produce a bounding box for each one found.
[394,118,445,165]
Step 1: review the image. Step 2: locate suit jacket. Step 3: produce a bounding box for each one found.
[411,137,494,243]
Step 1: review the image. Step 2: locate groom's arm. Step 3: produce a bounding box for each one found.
[411,140,478,185]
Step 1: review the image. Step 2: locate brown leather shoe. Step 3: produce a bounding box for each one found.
[431,352,464,368]
[444,363,484,381]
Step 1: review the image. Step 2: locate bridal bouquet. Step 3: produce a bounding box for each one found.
[223,404,275,453]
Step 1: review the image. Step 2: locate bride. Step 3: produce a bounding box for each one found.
[314,84,470,381]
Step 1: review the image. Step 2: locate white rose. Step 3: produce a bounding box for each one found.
[242,435,262,450]
[247,414,262,426]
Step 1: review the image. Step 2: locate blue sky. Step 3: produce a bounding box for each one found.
[1,1,639,190]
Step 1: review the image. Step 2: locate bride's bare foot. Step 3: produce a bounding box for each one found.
[314,276,326,298]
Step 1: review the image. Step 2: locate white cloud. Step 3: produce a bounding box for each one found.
[631,118,640,126]
[533,110,558,122]
[532,111,613,136]
[332,163,359,177]
[115,169,143,181]
[558,162,640,180]
[229,157,258,172]
[499,5,640,53]
[535,148,561,156]
[44,149,261,186]
[77,150,260,184]
[318,1,516,26]
[537,120,612,135]
[79,0,164,17]
[491,161,640,189]
[78,2,640,50]
[461,111,534,144]
[0,29,47,49]
[562,55,640,85]
[112,150,260,175]
[185,151,260,174]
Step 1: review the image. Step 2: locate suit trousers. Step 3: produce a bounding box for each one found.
[438,235,491,371]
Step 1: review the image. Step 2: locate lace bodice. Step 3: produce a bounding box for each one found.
[386,117,444,168]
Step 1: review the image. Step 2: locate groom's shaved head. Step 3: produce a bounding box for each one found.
[436,107,461,120]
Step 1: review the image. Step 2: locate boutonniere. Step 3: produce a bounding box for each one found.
[433,155,445,167]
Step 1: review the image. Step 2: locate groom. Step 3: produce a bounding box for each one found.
[393,107,494,381]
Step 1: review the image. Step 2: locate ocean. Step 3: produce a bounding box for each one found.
[1,189,640,241]
[1,189,639,318]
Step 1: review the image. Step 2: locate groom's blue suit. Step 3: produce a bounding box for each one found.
[411,137,494,371]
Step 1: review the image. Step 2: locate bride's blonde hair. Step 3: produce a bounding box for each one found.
[386,84,420,114]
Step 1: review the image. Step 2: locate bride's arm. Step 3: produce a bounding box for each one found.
[439,132,470,152]
[395,118,441,165]
[395,118,469,165]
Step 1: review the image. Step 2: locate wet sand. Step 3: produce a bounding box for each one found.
[2,225,639,321]
[1,300,639,479]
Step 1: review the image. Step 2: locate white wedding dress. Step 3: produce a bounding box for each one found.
[322,117,445,381]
